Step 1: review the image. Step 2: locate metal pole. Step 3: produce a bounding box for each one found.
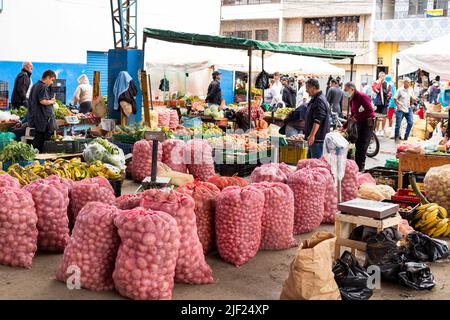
[151,141,158,182]
[248,49,252,130]
[395,58,399,89]
[262,50,265,108]
[348,57,355,117]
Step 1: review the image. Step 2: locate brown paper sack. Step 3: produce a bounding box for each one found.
[280,232,341,300]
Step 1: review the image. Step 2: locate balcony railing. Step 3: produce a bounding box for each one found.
[286,41,369,51]
[222,0,280,6]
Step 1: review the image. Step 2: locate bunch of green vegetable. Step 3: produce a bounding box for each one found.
[11,106,28,119]
[0,142,38,162]
[54,101,72,120]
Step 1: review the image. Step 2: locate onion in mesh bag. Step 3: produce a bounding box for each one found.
[132,140,163,183]
[176,181,220,254]
[169,110,179,130]
[0,174,20,189]
[56,202,120,291]
[249,163,291,184]
[24,177,70,252]
[113,208,180,300]
[184,139,215,181]
[288,168,326,234]
[424,164,450,211]
[140,189,214,284]
[0,187,38,268]
[116,194,143,210]
[252,182,297,250]
[70,177,116,222]
[215,186,264,266]
[342,160,359,202]
[162,139,187,173]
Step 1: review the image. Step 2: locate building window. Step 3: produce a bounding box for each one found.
[255,29,269,41]
[408,0,427,15]
[223,30,252,39]
[303,16,360,43]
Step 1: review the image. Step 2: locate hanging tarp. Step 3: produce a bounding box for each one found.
[396,33,450,78]
[143,27,355,60]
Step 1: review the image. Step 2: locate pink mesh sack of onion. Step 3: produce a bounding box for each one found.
[0,174,20,188]
[176,181,220,254]
[249,163,294,184]
[0,187,38,268]
[56,202,120,291]
[113,208,180,300]
[287,167,327,234]
[70,177,116,222]
[116,193,143,210]
[140,189,214,284]
[132,140,163,183]
[24,176,70,252]
[169,110,179,130]
[296,159,338,224]
[157,109,171,128]
[342,159,359,202]
[215,186,264,266]
[251,182,297,250]
[183,139,215,181]
[162,139,187,173]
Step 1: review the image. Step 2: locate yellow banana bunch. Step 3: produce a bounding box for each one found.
[413,203,450,238]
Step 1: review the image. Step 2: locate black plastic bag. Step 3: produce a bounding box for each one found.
[346,118,358,143]
[349,226,377,242]
[224,109,236,121]
[406,231,449,262]
[255,70,270,90]
[398,262,435,290]
[365,229,406,282]
[333,251,373,300]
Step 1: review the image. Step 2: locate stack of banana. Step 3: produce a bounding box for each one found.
[7,158,122,186]
[411,203,450,238]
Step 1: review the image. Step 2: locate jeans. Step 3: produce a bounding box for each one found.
[395,108,414,140]
[285,125,302,137]
[355,121,374,172]
[308,142,323,159]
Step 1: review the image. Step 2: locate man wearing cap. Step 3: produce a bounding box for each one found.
[394,77,417,143]
[205,71,224,107]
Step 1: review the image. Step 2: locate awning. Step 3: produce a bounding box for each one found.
[396,33,450,79]
[143,27,355,60]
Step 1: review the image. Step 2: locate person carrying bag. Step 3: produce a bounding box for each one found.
[343,82,376,172]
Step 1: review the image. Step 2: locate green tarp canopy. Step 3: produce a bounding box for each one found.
[143,28,355,60]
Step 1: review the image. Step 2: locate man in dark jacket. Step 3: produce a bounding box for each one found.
[205,71,223,107]
[326,79,344,115]
[304,78,330,159]
[29,70,57,152]
[11,62,33,109]
[281,77,296,108]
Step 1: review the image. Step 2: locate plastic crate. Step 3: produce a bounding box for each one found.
[112,134,139,144]
[279,146,308,165]
[390,189,424,208]
[364,166,398,190]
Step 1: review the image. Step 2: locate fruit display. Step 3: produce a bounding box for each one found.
[208,134,271,152]
[274,107,294,119]
[0,141,38,162]
[7,158,122,186]
[409,203,450,237]
[201,123,223,136]
[76,112,100,124]
[424,164,450,211]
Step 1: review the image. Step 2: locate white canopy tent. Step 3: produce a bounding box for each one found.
[396,33,450,79]
[144,39,345,97]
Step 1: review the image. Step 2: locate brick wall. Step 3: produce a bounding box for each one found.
[220,19,280,42]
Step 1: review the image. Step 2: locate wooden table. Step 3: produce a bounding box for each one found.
[398,152,450,187]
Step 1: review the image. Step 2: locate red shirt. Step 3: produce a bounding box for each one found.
[349,90,375,123]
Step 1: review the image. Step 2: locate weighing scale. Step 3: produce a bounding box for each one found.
[141,131,171,189]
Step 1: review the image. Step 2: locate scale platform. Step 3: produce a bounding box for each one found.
[338,198,399,220]
[142,176,171,190]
